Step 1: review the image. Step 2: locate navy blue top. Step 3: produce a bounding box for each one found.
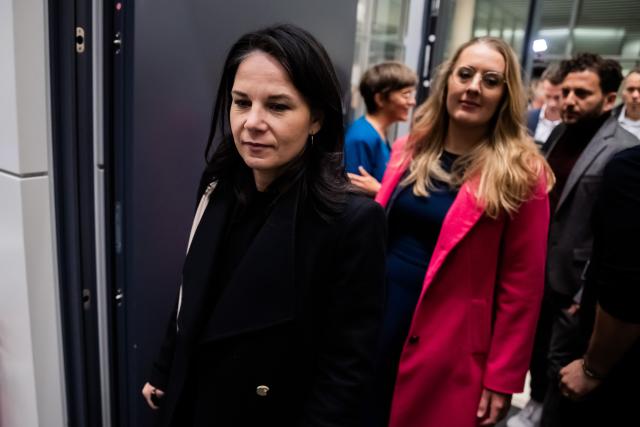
[344,116,390,181]
[386,151,460,289]
[361,151,460,427]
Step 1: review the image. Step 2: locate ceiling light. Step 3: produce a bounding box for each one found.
[532,39,548,53]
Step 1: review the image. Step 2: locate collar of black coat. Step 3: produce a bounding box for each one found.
[180,175,300,345]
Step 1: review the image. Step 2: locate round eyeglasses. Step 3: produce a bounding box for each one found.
[453,66,506,89]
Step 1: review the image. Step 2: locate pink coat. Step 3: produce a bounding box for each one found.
[376,137,549,427]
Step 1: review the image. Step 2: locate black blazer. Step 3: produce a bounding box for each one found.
[149,180,386,427]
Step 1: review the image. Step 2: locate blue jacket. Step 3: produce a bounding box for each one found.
[344,116,390,181]
[527,108,541,136]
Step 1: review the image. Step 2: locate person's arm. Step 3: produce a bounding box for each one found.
[300,200,386,427]
[480,176,550,425]
[559,147,640,399]
[559,305,640,398]
[347,166,381,196]
[585,305,640,374]
[344,137,375,176]
[142,294,179,409]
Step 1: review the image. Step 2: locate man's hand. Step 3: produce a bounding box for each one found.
[559,358,602,400]
[477,388,512,425]
[347,166,381,197]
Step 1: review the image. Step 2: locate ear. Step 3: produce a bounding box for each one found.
[310,110,324,135]
[374,92,386,110]
[602,92,618,112]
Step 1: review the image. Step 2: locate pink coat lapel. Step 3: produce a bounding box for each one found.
[375,136,485,299]
[375,135,411,207]
[420,180,484,295]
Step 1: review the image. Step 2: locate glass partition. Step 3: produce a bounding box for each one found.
[533,0,640,74]
[471,0,530,57]
[351,0,411,116]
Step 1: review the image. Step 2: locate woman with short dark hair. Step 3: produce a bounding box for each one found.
[142,24,386,427]
[345,62,417,196]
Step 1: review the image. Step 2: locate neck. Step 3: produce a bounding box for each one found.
[251,150,306,193]
[444,121,486,155]
[253,170,275,192]
[625,107,640,121]
[544,107,561,122]
[365,112,392,140]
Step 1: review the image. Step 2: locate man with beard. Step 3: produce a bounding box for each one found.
[507,53,638,427]
[539,54,639,426]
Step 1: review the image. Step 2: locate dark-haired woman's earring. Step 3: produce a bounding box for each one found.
[310,133,315,146]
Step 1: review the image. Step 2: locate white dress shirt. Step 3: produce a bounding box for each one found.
[534,105,562,145]
[618,106,640,140]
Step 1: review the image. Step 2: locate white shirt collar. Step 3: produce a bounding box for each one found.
[618,105,640,139]
[533,105,562,145]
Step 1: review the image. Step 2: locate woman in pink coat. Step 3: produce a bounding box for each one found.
[369,37,555,427]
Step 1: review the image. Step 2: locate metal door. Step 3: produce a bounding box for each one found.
[107,2,359,426]
[48,0,104,425]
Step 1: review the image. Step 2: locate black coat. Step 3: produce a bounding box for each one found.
[148,180,387,427]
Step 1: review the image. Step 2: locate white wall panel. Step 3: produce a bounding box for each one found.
[22,176,66,427]
[0,173,65,427]
[0,0,49,175]
[0,172,40,427]
[0,0,66,426]
[0,0,21,173]
[12,0,50,175]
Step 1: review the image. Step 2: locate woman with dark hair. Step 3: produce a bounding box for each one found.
[141,24,386,427]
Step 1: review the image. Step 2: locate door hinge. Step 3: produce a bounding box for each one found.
[76,26,86,53]
[82,288,91,309]
[113,31,122,54]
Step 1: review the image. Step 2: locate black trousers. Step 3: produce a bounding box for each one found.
[541,376,640,427]
[529,289,574,403]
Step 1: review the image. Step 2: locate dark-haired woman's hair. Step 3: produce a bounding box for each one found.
[201,24,348,218]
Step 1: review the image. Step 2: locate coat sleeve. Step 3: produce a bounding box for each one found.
[148,181,215,390]
[300,199,387,427]
[148,292,179,390]
[483,177,550,394]
[593,148,640,323]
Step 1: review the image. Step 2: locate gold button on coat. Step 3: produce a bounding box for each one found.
[256,385,270,397]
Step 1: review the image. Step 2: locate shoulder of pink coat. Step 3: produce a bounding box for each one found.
[374,134,411,206]
[392,134,409,148]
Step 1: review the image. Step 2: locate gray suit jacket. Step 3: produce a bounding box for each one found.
[543,115,639,297]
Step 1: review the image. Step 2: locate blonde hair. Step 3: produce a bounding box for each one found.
[401,37,554,218]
